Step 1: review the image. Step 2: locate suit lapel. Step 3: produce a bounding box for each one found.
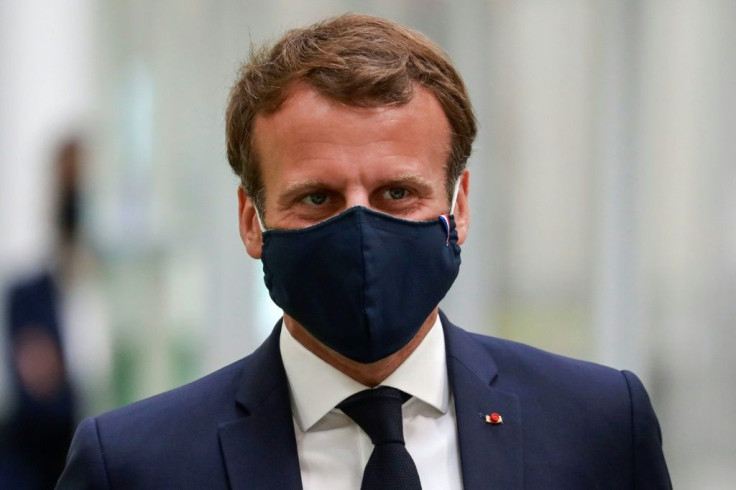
[218,321,302,490]
[442,312,524,490]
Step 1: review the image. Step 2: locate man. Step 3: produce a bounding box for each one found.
[58,14,671,489]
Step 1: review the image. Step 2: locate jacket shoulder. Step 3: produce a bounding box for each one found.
[447,325,671,488]
[462,329,630,395]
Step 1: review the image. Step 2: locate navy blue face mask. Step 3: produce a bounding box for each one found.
[260,206,461,363]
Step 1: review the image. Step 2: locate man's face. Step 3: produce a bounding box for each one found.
[239,82,469,258]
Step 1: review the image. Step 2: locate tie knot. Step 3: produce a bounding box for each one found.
[338,387,409,445]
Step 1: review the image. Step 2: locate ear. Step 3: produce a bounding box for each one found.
[238,187,263,259]
[453,170,470,245]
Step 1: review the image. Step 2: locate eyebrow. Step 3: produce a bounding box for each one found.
[282,179,327,195]
[381,173,433,189]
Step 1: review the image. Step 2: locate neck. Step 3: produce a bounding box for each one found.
[282,310,438,387]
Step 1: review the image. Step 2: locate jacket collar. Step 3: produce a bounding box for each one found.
[218,320,303,489]
[442,311,524,490]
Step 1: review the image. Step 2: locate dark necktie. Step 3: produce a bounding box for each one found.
[338,386,422,490]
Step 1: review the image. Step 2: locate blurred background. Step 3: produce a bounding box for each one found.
[1,0,734,488]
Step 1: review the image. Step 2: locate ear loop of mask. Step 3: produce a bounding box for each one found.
[254,205,268,232]
[243,185,269,232]
[449,178,462,215]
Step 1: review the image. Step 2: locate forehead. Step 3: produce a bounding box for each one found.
[251,83,451,168]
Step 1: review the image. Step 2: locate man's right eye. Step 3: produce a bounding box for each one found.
[302,192,328,205]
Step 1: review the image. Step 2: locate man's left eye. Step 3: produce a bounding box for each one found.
[302,192,328,205]
[384,187,408,200]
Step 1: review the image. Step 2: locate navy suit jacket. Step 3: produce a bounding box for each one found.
[57,313,671,489]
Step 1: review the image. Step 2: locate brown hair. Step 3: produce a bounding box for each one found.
[226,13,477,216]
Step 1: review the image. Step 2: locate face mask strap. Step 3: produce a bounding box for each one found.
[254,205,268,232]
[449,178,462,215]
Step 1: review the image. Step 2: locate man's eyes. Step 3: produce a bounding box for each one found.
[301,192,329,206]
[301,187,410,206]
[383,187,409,200]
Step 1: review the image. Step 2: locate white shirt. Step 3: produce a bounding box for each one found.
[279,315,463,490]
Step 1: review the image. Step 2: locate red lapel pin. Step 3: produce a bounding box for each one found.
[485,412,503,425]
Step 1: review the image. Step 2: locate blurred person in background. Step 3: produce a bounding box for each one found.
[0,138,83,489]
[58,14,671,489]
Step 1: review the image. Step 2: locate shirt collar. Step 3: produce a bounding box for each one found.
[280,314,450,432]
